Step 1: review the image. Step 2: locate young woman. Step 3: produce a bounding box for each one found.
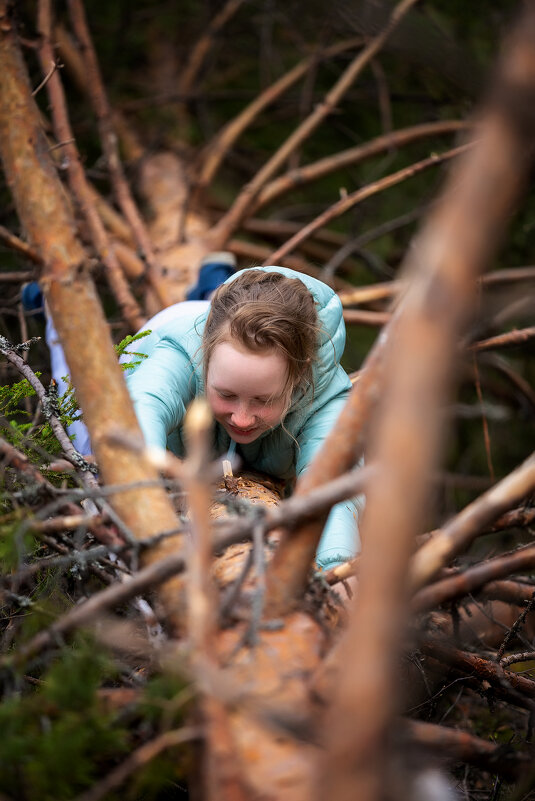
[125,266,362,570]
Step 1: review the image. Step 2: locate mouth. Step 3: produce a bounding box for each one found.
[227,423,257,437]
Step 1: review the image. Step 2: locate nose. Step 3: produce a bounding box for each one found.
[230,403,255,429]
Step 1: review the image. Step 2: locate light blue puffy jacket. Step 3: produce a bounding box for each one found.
[125,266,362,569]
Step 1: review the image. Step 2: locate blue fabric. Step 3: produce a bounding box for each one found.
[186,261,235,300]
[126,266,362,569]
[22,282,45,320]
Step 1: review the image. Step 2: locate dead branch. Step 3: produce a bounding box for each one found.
[0,224,42,264]
[0,337,97,483]
[500,651,535,669]
[177,0,245,101]
[338,280,404,307]
[53,23,144,163]
[197,38,363,191]
[85,183,135,246]
[0,271,35,282]
[0,435,55,494]
[255,120,468,212]
[66,0,169,308]
[481,353,535,411]
[37,0,145,331]
[343,309,391,327]
[468,326,535,353]
[482,265,535,286]
[405,719,529,779]
[8,460,372,664]
[417,504,535,547]
[229,237,343,285]
[110,427,373,541]
[210,0,421,248]
[411,452,535,591]
[413,544,535,612]
[183,400,218,665]
[324,504,535,587]
[492,505,535,530]
[0,2,184,632]
[264,143,470,265]
[420,639,535,705]
[8,543,187,664]
[264,325,388,616]
[481,580,535,607]
[72,726,201,801]
[338,265,535,308]
[319,4,535,797]
[7,542,112,585]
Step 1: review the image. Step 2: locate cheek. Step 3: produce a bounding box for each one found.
[260,400,287,427]
[206,388,228,419]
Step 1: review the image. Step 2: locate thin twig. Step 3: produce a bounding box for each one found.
[210,0,422,247]
[9,464,372,663]
[31,57,60,96]
[72,726,201,801]
[421,639,535,705]
[497,593,535,661]
[245,521,267,647]
[0,335,98,484]
[0,224,42,264]
[501,651,535,669]
[255,121,467,213]
[38,0,145,330]
[468,326,535,353]
[197,37,363,191]
[473,353,495,481]
[410,452,535,591]
[264,144,471,265]
[412,544,535,612]
[67,0,168,307]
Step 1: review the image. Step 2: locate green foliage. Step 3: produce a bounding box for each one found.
[0,513,37,572]
[0,638,193,801]
[141,671,192,728]
[0,639,128,800]
[0,375,78,457]
[115,329,152,371]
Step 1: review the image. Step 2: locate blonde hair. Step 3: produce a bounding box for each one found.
[203,270,319,402]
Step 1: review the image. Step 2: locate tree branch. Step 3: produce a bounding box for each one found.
[264,143,470,265]
[255,120,468,212]
[210,0,422,247]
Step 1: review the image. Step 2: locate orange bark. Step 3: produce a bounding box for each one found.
[320,7,535,800]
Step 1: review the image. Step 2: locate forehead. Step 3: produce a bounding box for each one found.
[207,341,288,396]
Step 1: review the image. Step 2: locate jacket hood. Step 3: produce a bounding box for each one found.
[225,266,346,398]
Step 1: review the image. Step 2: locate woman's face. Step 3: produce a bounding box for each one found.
[206,340,289,444]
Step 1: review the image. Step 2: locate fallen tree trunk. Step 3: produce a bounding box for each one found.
[0,0,184,633]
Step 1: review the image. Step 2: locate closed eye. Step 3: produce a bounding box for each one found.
[254,395,280,405]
